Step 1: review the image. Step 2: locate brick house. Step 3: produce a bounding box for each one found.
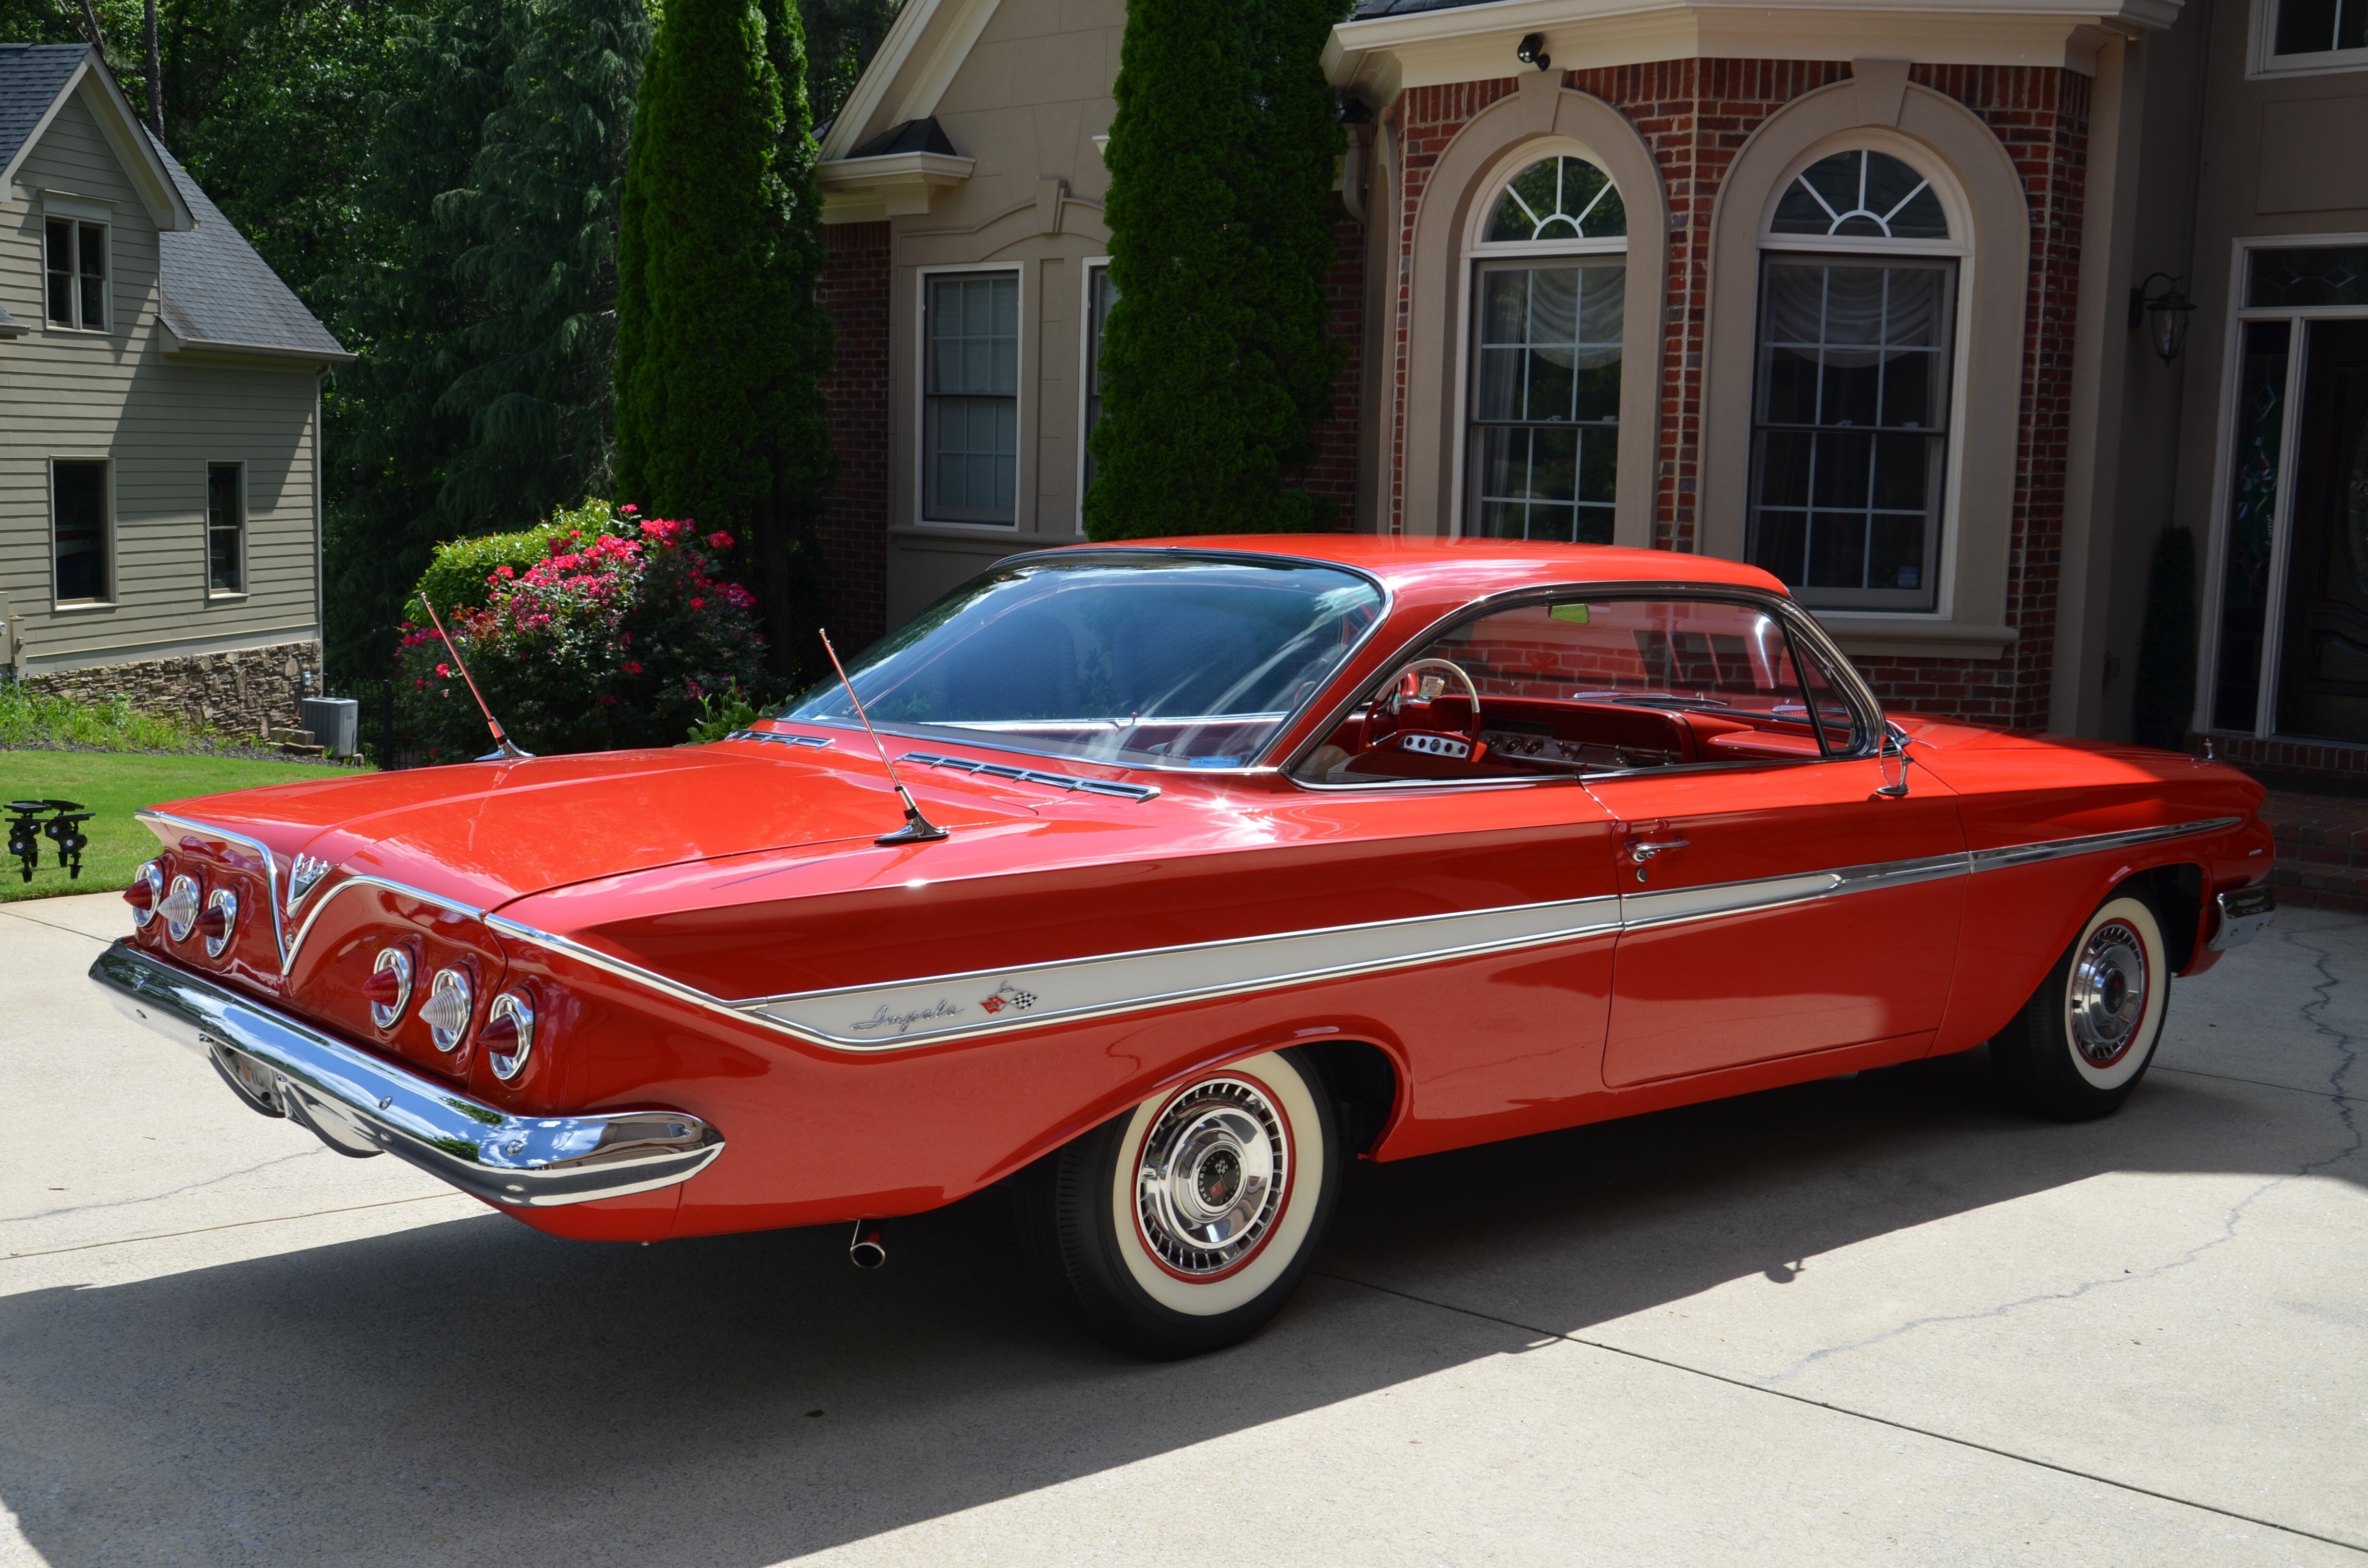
[809,0,2368,783]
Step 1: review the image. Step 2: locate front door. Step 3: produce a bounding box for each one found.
[2276,319,2368,742]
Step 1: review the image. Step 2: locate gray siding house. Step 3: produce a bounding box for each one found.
[0,43,349,736]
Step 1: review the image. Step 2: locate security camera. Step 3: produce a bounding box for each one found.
[1517,33,1551,70]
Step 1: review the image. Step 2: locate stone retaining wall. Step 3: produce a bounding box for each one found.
[14,639,322,739]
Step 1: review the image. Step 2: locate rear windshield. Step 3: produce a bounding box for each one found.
[780,554,1384,769]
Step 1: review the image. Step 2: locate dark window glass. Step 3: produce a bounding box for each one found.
[2273,0,2365,54]
[1468,262,1623,542]
[1082,265,1116,502]
[2213,320,2293,733]
[924,272,1019,524]
[77,222,105,330]
[1770,151,1949,240]
[1484,157,1627,243]
[2249,247,2368,310]
[52,461,108,602]
[1748,259,1954,610]
[208,464,244,592]
[44,219,73,324]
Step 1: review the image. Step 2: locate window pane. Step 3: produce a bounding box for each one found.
[926,273,1020,522]
[52,462,107,602]
[2274,0,2348,53]
[1484,156,1627,243]
[77,224,105,331]
[2214,319,2293,731]
[2249,246,2368,309]
[1750,257,1953,608]
[208,464,243,591]
[45,219,72,325]
[1083,266,1117,497]
[1769,150,1949,240]
[1468,262,1623,538]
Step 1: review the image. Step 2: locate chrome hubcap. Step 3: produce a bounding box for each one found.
[1136,1078,1288,1275]
[2069,919,2149,1066]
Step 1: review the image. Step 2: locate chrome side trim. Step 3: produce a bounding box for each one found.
[91,942,724,1207]
[736,894,1628,1049]
[1967,817,2241,873]
[279,874,490,977]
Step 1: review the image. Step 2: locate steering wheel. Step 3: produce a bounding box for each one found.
[1374,657,1486,762]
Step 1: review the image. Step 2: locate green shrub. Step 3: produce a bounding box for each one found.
[396,504,771,759]
[0,686,232,754]
[413,498,623,617]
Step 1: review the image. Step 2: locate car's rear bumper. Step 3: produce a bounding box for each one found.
[89,940,723,1208]
[2209,884,2278,952]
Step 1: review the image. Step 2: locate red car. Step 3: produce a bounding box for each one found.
[94,537,2277,1358]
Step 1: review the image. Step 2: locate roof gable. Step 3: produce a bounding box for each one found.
[0,43,194,231]
[154,145,349,361]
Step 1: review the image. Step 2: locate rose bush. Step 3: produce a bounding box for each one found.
[395,500,770,759]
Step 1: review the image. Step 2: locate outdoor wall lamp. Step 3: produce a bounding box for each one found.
[2129,272,2197,364]
[1517,33,1552,70]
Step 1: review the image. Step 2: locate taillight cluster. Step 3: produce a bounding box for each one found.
[126,859,241,958]
[365,943,537,1082]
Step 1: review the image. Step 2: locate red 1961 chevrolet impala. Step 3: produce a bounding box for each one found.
[92,538,2277,1358]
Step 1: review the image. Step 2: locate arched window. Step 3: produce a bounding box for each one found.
[1748,147,1964,612]
[1468,154,1628,543]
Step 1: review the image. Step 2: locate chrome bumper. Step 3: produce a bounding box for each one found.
[90,941,724,1208]
[2209,885,2278,952]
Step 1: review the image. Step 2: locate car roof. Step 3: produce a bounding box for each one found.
[1028,535,1791,613]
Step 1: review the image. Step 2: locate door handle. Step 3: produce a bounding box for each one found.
[1627,838,1690,864]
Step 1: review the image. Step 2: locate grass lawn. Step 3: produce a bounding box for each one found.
[1,751,363,902]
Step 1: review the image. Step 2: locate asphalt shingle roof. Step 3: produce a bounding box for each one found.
[154,145,348,359]
[0,42,83,174]
[0,42,346,361]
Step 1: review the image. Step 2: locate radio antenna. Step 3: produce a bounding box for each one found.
[416,595,531,762]
[820,628,948,846]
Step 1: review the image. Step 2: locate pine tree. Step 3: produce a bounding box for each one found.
[1084,0,1346,540]
[614,0,833,677]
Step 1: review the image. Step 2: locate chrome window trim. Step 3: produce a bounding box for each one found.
[777,546,1396,777]
[1279,581,1885,790]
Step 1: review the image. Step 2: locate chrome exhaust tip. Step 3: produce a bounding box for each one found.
[849,1219,887,1270]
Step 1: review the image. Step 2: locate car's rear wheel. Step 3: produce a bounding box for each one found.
[1018,1049,1340,1359]
[1990,891,2171,1121]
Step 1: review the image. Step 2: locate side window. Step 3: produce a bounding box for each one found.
[1295,597,1853,784]
[51,459,110,604]
[207,463,245,594]
[923,270,1020,525]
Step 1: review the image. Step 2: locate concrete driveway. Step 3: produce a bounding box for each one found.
[1,890,2361,1567]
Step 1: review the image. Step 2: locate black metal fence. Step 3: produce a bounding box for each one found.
[330,680,420,772]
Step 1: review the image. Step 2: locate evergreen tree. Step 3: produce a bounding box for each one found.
[614,0,832,677]
[1084,0,1346,540]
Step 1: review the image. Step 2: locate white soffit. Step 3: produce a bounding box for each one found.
[1324,0,2182,100]
[816,149,978,223]
[817,0,1004,162]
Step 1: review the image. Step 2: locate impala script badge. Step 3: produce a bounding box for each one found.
[850,998,963,1035]
[286,854,333,910]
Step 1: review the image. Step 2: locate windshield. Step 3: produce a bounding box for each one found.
[781,554,1384,769]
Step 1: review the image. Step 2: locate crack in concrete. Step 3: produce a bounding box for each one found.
[0,1192,475,1262]
[1765,923,2367,1387]
[0,905,116,943]
[0,1148,328,1226]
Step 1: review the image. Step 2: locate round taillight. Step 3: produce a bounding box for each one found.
[419,968,472,1053]
[199,889,237,958]
[160,875,201,943]
[483,991,534,1082]
[125,861,163,926]
[367,947,414,1029]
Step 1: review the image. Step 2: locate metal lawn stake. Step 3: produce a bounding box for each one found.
[5,799,89,882]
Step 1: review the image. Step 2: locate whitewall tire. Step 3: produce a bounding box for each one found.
[1020,1049,1341,1359]
[1992,892,2171,1121]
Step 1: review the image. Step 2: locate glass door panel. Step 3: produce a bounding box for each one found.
[2274,319,2368,742]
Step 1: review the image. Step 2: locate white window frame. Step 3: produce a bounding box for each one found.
[49,456,114,609]
[207,460,249,600]
[40,199,112,335]
[2196,231,2368,741]
[1749,135,1976,620]
[2250,0,2368,78]
[1076,256,1113,535]
[1454,140,1632,541]
[915,263,1024,529]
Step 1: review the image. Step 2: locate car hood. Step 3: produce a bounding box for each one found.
[145,744,1038,910]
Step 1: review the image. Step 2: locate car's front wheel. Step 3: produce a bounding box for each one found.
[1018,1049,1340,1359]
[1990,890,2171,1121]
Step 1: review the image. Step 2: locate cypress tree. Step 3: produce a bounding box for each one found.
[1085,0,1347,540]
[614,0,833,676]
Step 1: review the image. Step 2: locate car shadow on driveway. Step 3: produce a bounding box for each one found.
[0,1041,2353,1568]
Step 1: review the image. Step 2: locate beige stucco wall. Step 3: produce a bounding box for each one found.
[0,83,323,677]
